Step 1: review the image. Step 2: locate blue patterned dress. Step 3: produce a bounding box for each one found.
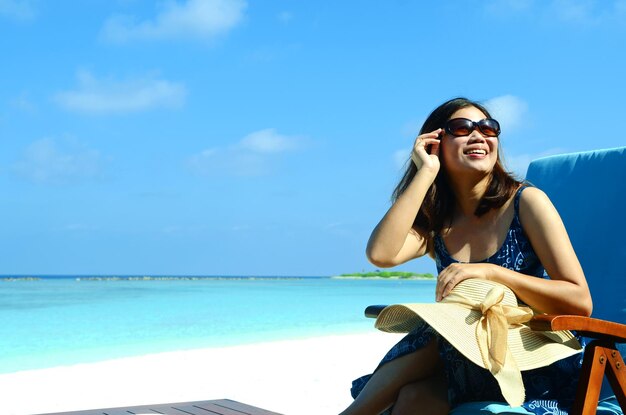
[351,187,586,415]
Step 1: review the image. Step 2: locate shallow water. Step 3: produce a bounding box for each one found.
[0,276,436,373]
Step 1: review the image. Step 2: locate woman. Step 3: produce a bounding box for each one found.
[339,97,592,415]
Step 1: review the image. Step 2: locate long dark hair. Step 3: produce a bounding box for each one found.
[392,97,521,236]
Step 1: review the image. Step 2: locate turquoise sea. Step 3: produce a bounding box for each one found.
[0,276,436,374]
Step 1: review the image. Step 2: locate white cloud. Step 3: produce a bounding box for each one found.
[12,138,105,185]
[550,0,595,22]
[0,0,35,20]
[238,128,301,154]
[11,91,36,112]
[553,0,626,24]
[485,0,534,14]
[54,70,186,114]
[483,95,528,132]
[187,147,269,177]
[503,148,566,178]
[324,222,356,238]
[486,0,626,24]
[503,153,533,178]
[101,0,247,43]
[393,149,410,170]
[187,129,304,177]
[277,11,293,23]
[63,224,100,232]
[400,119,423,138]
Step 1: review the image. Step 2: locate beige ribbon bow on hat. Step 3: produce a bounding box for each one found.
[444,285,533,406]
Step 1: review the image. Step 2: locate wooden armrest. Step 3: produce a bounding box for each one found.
[529,314,626,342]
[365,305,386,318]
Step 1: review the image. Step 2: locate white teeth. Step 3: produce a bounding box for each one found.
[466,149,486,155]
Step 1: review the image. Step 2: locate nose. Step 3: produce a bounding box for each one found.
[468,129,488,142]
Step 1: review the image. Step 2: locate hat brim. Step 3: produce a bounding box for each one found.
[375,302,582,371]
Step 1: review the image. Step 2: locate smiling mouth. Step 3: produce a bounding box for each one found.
[464,149,487,156]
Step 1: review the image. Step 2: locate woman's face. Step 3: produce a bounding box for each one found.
[440,106,499,177]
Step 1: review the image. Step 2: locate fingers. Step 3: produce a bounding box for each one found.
[436,263,493,301]
[413,129,442,152]
[411,128,442,169]
[437,271,461,302]
[436,264,466,301]
[435,274,451,302]
[427,138,441,157]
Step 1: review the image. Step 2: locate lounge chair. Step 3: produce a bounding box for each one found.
[366,146,626,414]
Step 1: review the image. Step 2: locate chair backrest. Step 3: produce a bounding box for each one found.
[525,146,626,325]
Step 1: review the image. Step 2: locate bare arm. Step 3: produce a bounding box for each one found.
[366,129,441,267]
[436,187,592,316]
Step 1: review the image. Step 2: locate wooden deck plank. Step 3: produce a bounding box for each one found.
[208,400,283,415]
[32,399,283,415]
[172,402,247,415]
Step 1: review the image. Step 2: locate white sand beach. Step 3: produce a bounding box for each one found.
[0,331,405,415]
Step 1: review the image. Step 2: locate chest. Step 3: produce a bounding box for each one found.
[440,204,516,263]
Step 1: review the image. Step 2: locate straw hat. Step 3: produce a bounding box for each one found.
[375,278,582,406]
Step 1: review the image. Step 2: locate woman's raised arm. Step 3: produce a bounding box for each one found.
[366,130,441,267]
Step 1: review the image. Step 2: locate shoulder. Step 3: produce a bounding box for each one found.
[518,186,562,229]
[519,186,551,208]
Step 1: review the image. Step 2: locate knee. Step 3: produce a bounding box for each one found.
[393,379,449,415]
[396,382,424,406]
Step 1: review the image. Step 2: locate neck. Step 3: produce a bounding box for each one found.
[448,173,492,218]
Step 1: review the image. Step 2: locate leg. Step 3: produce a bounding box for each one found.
[391,364,449,415]
[339,338,441,415]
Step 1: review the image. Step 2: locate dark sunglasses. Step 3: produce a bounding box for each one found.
[444,118,501,137]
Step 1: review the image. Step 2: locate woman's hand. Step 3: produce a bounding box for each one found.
[436,263,495,302]
[411,129,442,174]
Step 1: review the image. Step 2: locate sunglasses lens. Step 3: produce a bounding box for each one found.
[446,118,501,137]
[446,119,474,136]
[479,119,500,137]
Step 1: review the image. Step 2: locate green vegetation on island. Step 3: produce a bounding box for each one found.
[334,271,434,280]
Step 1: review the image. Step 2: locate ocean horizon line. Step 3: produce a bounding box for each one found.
[0,274,330,281]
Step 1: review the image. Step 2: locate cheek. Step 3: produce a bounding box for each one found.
[490,139,499,157]
[439,140,465,172]
[441,138,463,160]
[440,140,453,164]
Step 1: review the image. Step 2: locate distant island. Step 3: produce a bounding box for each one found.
[333,271,435,280]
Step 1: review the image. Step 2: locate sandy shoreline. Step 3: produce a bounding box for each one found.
[0,331,405,415]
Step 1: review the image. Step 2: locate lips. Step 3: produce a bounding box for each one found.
[464,148,487,156]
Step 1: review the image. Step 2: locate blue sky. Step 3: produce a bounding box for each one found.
[1,0,625,277]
